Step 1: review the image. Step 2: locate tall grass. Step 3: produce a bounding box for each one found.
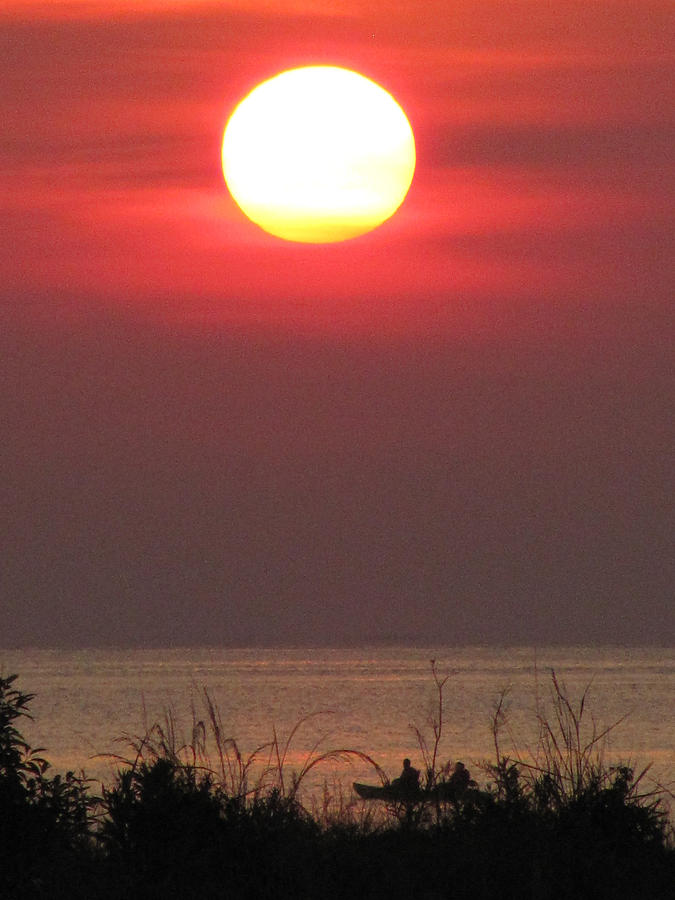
[104,685,385,811]
[487,668,673,819]
[409,658,453,791]
[2,666,674,899]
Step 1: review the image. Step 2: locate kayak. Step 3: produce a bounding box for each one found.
[353,782,422,801]
[353,781,476,802]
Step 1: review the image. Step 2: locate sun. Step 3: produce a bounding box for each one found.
[221,66,416,243]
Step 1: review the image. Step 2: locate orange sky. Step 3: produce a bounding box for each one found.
[1,1,673,646]
[2,0,672,333]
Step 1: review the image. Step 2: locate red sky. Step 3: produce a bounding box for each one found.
[1,1,673,646]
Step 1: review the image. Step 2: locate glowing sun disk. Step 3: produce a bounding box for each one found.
[221,66,416,243]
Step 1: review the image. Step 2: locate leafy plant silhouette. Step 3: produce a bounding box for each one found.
[0,673,96,897]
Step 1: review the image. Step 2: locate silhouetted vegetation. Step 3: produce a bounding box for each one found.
[0,674,98,898]
[1,669,673,899]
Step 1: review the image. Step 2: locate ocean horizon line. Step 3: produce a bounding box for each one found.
[3,641,674,652]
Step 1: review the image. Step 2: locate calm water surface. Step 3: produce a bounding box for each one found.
[2,646,673,799]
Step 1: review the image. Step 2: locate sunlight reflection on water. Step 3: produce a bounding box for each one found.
[2,646,673,802]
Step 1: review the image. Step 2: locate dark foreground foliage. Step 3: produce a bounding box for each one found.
[1,672,673,900]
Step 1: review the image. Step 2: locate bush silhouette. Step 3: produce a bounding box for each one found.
[1,669,673,899]
[0,673,96,897]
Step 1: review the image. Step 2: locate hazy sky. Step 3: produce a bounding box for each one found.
[1,0,673,646]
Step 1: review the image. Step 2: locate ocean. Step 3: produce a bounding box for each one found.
[1,646,673,802]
